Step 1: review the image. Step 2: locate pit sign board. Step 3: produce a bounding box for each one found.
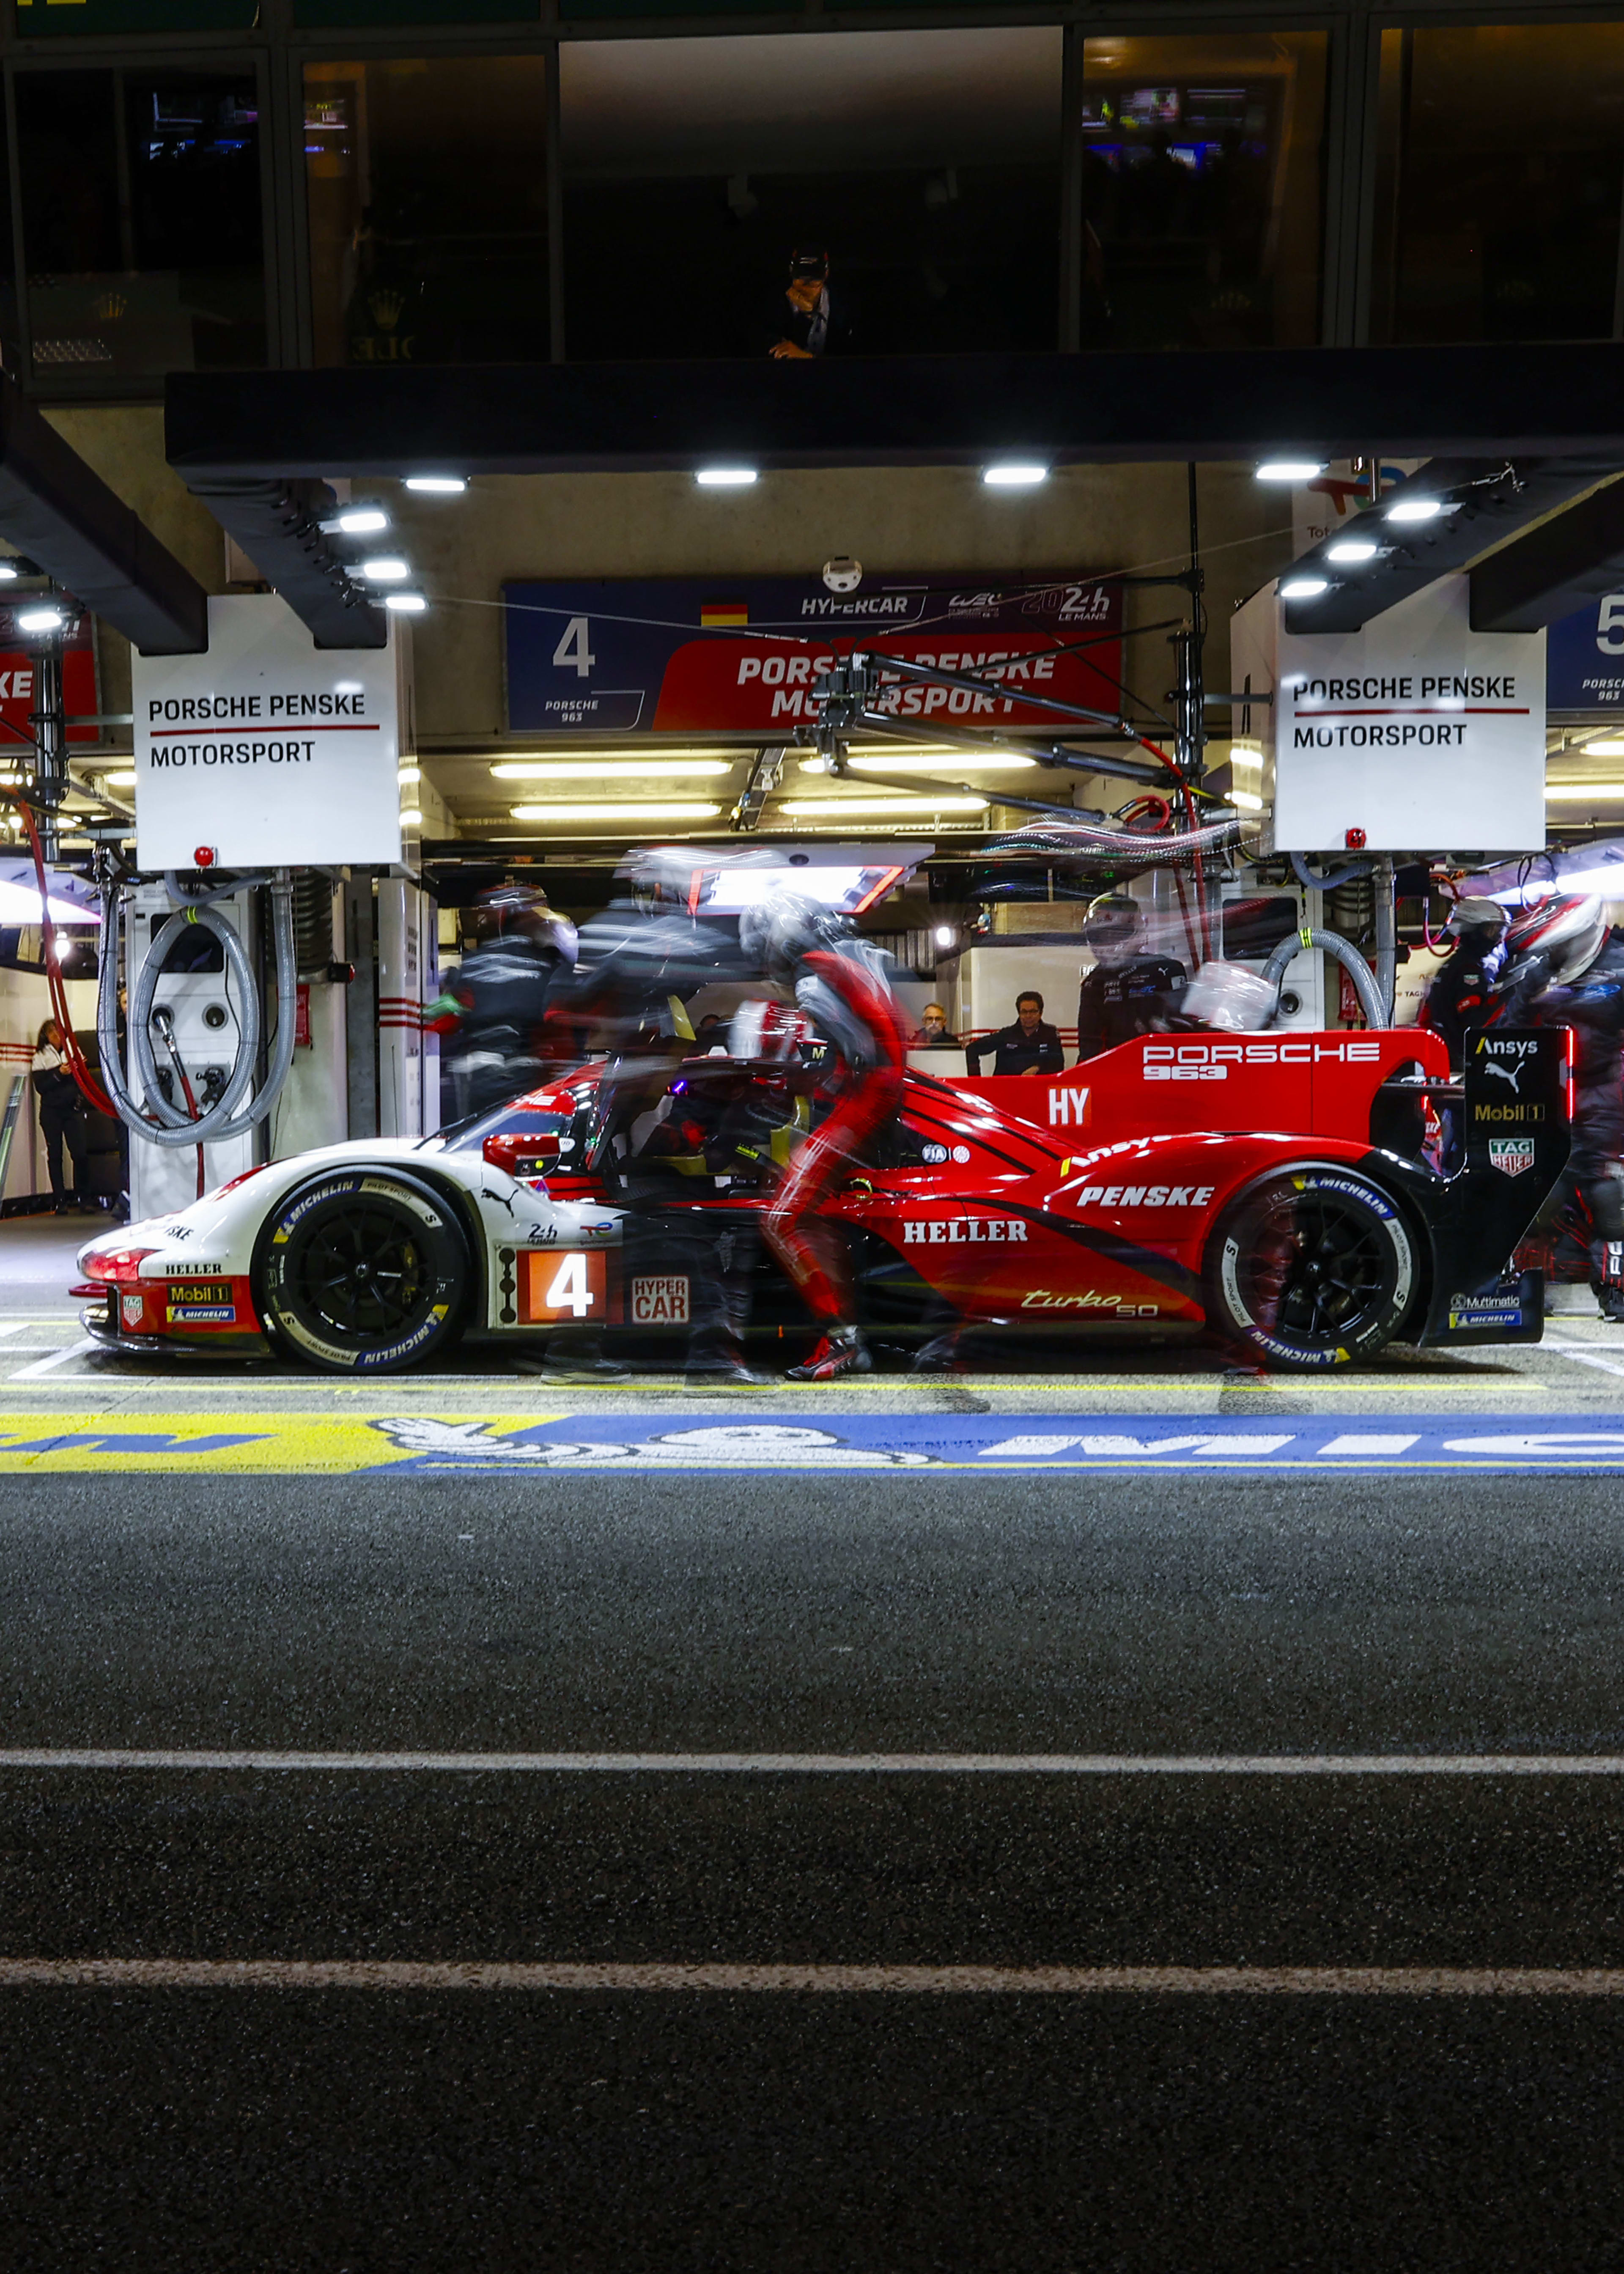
[1229,573,1545,854]
[131,594,404,869]
[502,573,1121,735]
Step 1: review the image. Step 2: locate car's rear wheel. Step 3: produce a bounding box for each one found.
[1204,1164,1416,1369]
[256,1169,469,1372]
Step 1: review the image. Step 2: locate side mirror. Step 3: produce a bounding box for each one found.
[483,1129,561,1177]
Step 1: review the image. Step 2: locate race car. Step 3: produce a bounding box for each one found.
[74,1022,1569,1374]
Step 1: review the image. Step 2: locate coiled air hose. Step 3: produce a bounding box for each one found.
[98,870,300,1148]
[1262,925,1387,1031]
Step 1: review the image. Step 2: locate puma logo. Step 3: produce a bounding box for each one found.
[1484,1059,1524,1094]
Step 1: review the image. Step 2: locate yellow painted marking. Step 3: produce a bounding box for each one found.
[0,1414,570,1474]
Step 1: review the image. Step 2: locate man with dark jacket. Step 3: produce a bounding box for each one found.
[966,991,1064,1078]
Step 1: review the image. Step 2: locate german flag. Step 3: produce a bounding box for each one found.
[700,600,749,628]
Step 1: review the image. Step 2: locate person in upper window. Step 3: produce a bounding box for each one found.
[966,991,1064,1078]
[1075,894,1188,1061]
[768,250,847,360]
[910,1004,960,1050]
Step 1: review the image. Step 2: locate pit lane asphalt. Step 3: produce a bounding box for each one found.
[7,1218,1624,2267]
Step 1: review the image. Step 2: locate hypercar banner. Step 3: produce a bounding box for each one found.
[502,574,1122,736]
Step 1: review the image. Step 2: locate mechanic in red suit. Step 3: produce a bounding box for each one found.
[738,895,909,1382]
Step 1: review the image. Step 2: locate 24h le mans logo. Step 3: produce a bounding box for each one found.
[1488,1137,1536,1177]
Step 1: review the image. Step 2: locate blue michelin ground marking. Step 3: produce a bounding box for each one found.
[362,1413,1624,1474]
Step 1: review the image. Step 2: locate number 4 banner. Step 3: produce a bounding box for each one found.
[519,1249,611,1323]
[502,574,1122,736]
[1548,590,1624,712]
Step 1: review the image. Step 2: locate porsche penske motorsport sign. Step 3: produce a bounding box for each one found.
[502,574,1121,735]
[131,595,404,868]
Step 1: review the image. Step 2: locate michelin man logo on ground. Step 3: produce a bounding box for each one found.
[370,1419,944,1469]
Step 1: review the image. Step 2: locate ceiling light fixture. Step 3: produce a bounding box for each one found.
[695,467,757,487]
[1227,788,1265,812]
[1326,539,1378,563]
[508,801,722,821]
[1279,576,1328,600]
[1255,460,1325,482]
[982,464,1048,487]
[398,765,421,785]
[403,475,466,494]
[1546,783,1624,798]
[1583,737,1624,757]
[360,557,410,582]
[0,562,19,582]
[399,808,423,827]
[336,508,388,535]
[490,759,732,781]
[1386,498,1451,523]
[99,769,137,789]
[384,593,427,613]
[17,606,63,632]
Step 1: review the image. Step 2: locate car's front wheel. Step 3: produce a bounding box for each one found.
[1204,1164,1416,1369]
[256,1169,469,1372]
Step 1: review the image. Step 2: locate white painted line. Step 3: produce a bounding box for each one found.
[0,1323,32,1339]
[0,1959,1617,1994]
[7,1339,96,1380]
[1,1750,1623,1776]
[1317,1434,1421,1456]
[1543,1339,1624,1381]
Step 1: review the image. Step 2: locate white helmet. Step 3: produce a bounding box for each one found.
[729,997,812,1062]
[738,893,848,977]
[1501,894,1607,987]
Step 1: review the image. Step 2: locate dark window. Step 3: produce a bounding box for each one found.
[16,67,265,391]
[1078,34,1327,351]
[1221,894,1299,963]
[1371,27,1624,345]
[561,29,1062,360]
[304,58,549,368]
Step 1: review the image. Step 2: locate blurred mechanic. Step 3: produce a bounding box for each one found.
[1074,893,1188,1061]
[1491,894,1624,1320]
[1419,898,1507,1064]
[436,883,579,1115]
[966,990,1063,1078]
[739,895,908,1381]
[550,850,740,1061]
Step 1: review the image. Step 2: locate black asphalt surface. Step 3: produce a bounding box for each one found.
[5,1470,1624,2268]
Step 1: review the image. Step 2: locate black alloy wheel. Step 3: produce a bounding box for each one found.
[1204,1164,1416,1369]
[256,1169,469,1372]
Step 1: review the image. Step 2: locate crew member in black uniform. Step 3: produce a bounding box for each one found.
[1491,894,1624,1321]
[1419,897,1506,1064]
[1074,894,1188,1062]
[442,883,579,1115]
[965,990,1064,1078]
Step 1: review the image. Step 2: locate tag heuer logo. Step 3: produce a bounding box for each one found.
[1489,1137,1536,1177]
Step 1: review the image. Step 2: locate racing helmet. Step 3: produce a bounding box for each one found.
[617,848,700,916]
[738,892,850,977]
[1445,897,1508,938]
[471,880,579,964]
[1501,894,1606,988]
[1079,891,1144,968]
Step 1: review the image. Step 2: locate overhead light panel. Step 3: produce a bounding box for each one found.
[399,808,423,827]
[1547,782,1624,798]
[1279,576,1328,600]
[0,563,19,582]
[1583,737,1624,756]
[384,593,427,613]
[1386,498,1451,523]
[1227,788,1265,812]
[334,508,388,535]
[17,606,63,631]
[695,467,757,487]
[98,769,137,789]
[1255,461,1325,482]
[403,475,466,494]
[1326,539,1378,563]
[982,464,1048,487]
[509,801,722,821]
[490,759,732,781]
[398,765,421,785]
[360,557,410,582]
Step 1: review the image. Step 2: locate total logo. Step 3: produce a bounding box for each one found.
[1142,1040,1383,1081]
